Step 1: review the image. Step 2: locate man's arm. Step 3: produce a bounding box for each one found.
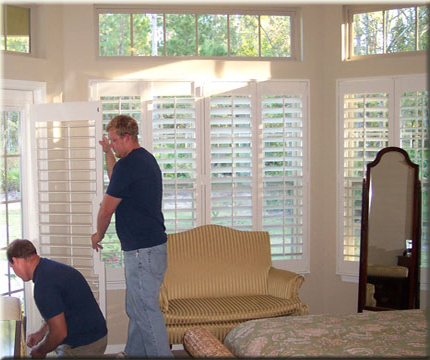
[29,313,67,358]
[91,194,122,252]
[99,135,116,179]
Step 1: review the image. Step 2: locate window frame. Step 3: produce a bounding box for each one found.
[343,4,428,61]
[336,74,428,288]
[94,5,302,60]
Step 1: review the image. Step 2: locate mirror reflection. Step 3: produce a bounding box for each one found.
[358,147,421,311]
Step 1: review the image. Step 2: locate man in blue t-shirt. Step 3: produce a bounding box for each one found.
[7,239,107,358]
[91,115,172,358]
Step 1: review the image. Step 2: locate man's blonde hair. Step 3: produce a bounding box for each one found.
[106,115,139,142]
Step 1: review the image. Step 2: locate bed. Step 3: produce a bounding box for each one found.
[183,309,428,358]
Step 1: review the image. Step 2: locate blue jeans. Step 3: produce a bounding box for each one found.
[124,243,172,358]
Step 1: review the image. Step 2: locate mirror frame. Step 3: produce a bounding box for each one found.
[358,146,421,312]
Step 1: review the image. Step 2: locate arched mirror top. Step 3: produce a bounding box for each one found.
[366,146,419,176]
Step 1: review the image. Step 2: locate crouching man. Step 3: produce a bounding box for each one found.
[7,239,108,358]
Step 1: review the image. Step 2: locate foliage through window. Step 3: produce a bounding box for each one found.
[92,80,309,272]
[1,4,30,53]
[338,75,428,278]
[345,5,428,58]
[97,7,298,59]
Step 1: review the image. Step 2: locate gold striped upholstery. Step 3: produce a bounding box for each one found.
[164,295,306,324]
[160,224,307,344]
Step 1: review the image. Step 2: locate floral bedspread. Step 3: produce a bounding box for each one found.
[223,309,428,357]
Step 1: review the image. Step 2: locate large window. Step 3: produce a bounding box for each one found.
[90,80,310,273]
[337,75,428,282]
[96,6,300,59]
[344,5,429,59]
[1,4,31,54]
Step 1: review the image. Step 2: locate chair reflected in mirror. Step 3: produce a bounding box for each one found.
[358,147,421,312]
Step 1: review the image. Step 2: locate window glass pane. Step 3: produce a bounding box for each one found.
[0,204,6,248]
[5,111,20,155]
[165,14,196,56]
[385,7,416,53]
[8,202,22,241]
[418,6,429,50]
[133,13,164,56]
[6,157,21,201]
[260,15,291,57]
[353,11,384,55]
[229,14,259,56]
[198,14,228,56]
[0,250,10,294]
[5,5,30,53]
[99,13,131,56]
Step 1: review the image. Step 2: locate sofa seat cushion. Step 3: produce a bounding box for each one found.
[163,295,303,325]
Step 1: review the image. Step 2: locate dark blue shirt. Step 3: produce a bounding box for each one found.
[33,258,107,347]
[106,147,167,251]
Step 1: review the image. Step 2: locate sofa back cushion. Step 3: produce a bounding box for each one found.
[163,224,272,299]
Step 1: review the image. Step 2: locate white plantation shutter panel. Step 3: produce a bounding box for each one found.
[145,82,200,233]
[30,102,105,312]
[338,80,392,275]
[258,81,309,266]
[397,76,428,272]
[342,92,390,264]
[207,82,254,230]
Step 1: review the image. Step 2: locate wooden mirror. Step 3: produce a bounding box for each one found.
[358,147,421,312]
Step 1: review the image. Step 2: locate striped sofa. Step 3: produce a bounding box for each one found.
[159,224,308,344]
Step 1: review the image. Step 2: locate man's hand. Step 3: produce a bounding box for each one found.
[99,135,116,179]
[99,135,111,153]
[29,314,67,358]
[30,345,47,358]
[27,327,46,348]
[91,232,104,252]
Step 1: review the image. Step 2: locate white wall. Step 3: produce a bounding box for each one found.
[3,3,428,348]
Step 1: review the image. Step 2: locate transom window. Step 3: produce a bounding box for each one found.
[1,4,31,54]
[96,6,300,59]
[344,5,429,59]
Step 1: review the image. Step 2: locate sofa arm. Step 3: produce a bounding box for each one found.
[183,327,236,358]
[159,283,169,312]
[267,266,304,299]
